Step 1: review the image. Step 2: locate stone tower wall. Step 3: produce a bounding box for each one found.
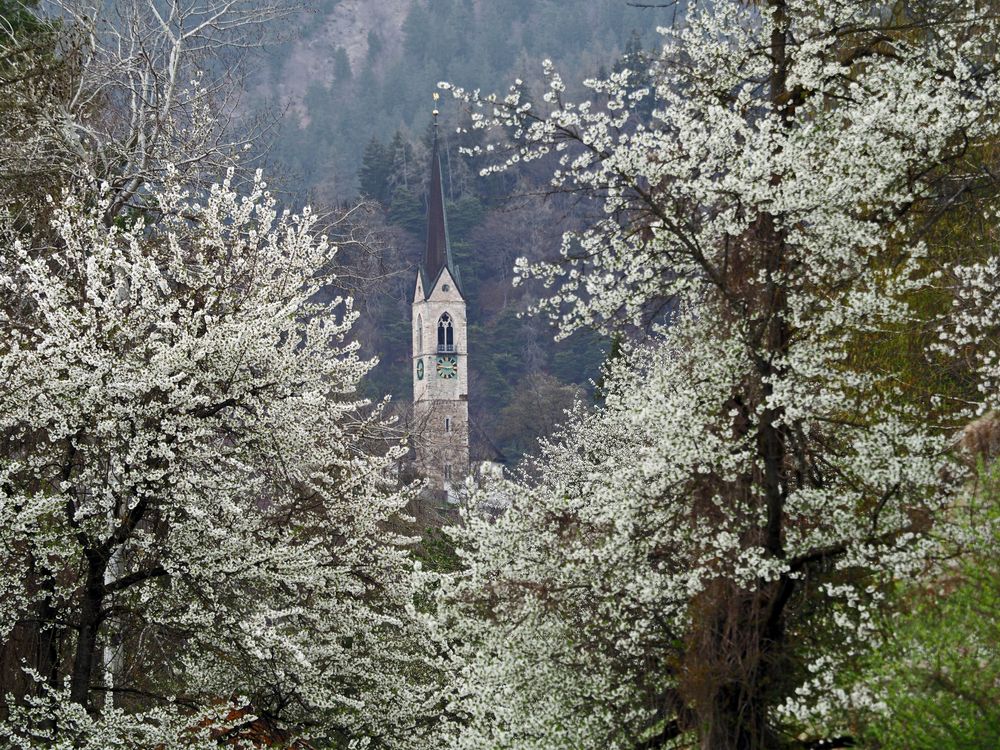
[412,266,470,497]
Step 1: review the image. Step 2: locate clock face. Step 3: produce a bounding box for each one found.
[416,359,424,380]
[436,355,458,379]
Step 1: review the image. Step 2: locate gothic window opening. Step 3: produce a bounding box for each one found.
[417,315,423,352]
[445,417,452,433]
[437,313,454,353]
[444,463,452,481]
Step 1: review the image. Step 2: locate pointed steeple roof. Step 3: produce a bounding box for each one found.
[418,109,462,299]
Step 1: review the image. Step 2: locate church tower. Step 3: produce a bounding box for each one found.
[412,106,470,499]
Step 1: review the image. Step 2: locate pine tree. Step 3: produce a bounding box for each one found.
[333,45,352,81]
[389,129,416,194]
[358,136,393,205]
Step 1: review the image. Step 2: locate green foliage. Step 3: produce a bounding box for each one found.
[552,328,606,386]
[361,315,412,403]
[845,142,1000,424]
[445,194,485,243]
[447,194,487,296]
[0,0,48,42]
[388,130,418,192]
[359,137,393,204]
[860,459,1000,749]
[0,0,59,93]
[0,0,69,223]
[413,527,463,574]
[387,187,425,236]
[493,373,582,459]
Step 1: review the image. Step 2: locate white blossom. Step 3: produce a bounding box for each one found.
[0,172,447,747]
[436,1,1000,746]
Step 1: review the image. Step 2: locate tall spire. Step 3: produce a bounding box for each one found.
[422,93,456,292]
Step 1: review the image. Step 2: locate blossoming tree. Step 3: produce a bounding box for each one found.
[0,173,445,747]
[435,1,1000,748]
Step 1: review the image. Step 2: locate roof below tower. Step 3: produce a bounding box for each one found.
[469,417,507,465]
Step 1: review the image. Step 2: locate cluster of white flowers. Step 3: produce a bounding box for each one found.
[435,0,1000,746]
[938,252,1000,413]
[0,171,447,747]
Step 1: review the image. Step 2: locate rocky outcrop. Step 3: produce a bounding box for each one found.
[278,0,412,126]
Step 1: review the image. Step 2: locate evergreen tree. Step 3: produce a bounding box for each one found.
[366,29,383,63]
[358,136,393,205]
[333,45,352,81]
[389,129,417,194]
[387,186,425,236]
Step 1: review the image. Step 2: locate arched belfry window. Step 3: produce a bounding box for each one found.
[417,315,423,352]
[437,313,454,353]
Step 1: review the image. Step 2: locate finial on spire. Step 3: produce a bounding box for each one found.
[432,91,440,120]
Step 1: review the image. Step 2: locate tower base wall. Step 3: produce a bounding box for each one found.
[413,399,470,499]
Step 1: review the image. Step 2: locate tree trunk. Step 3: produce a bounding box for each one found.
[29,554,62,695]
[701,683,770,750]
[69,553,106,708]
[689,578,793,750]
[36,593,61,690]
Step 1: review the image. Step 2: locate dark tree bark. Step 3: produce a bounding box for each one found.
[69,551,107,708]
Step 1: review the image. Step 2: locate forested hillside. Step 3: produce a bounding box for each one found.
[252,0,676,462]
[256,0,672,202]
